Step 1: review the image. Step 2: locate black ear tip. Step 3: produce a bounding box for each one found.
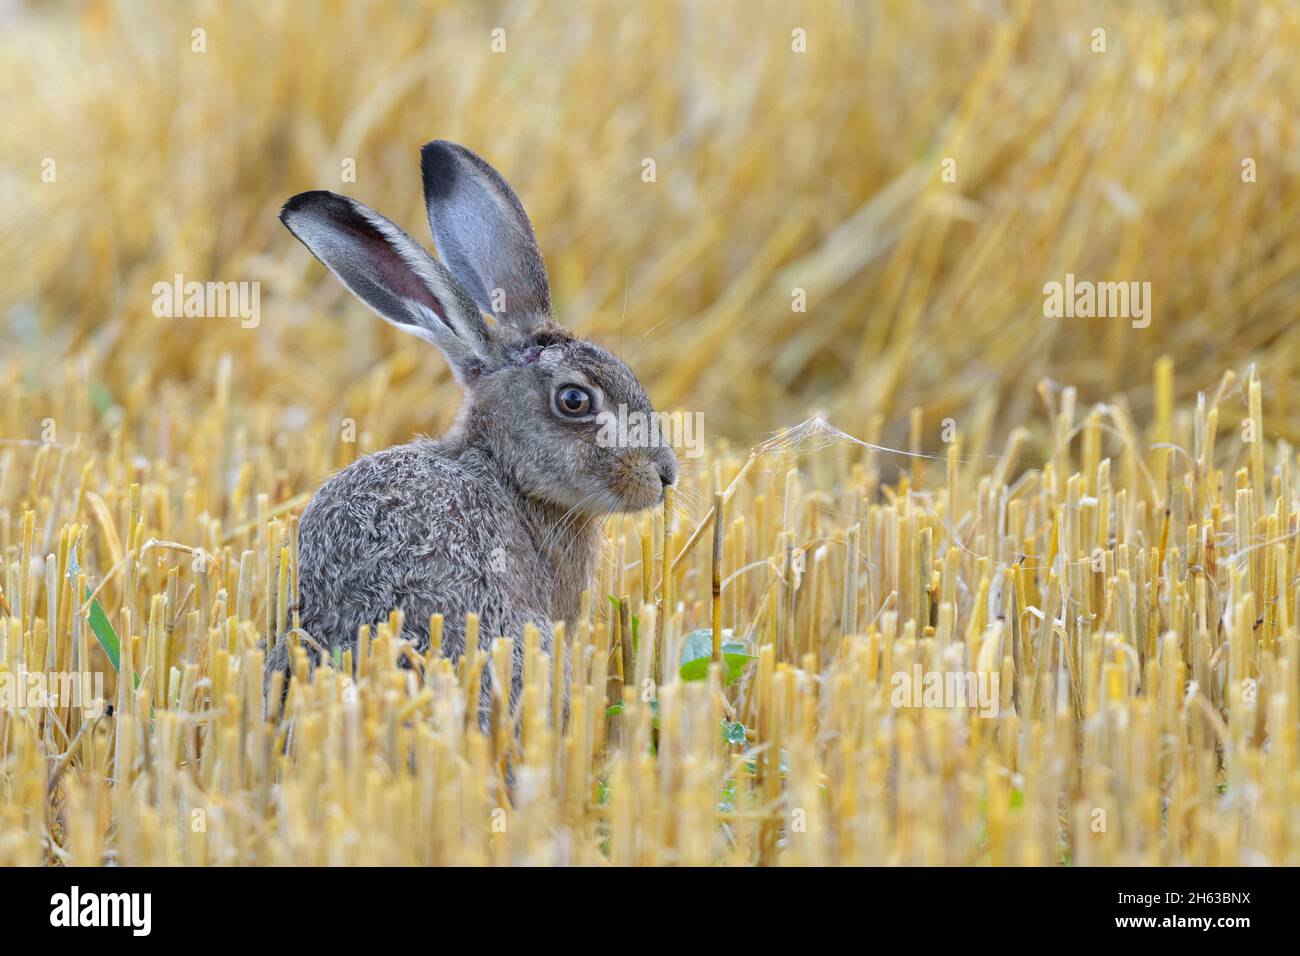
[278,195,304,225]
[280,191,361,232]
[420,140,460,200]
[280,189,338,223]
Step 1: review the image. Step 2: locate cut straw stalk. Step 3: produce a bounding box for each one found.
[711,492,724,664]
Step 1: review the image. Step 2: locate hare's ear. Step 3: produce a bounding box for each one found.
[280,191,495,382]
[420,141,553,333]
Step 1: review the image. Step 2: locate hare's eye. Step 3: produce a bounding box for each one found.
[555,385,593,417]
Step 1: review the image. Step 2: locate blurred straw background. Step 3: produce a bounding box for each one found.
[2,0,1298,450]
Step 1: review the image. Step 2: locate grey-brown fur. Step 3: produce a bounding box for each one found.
[268,141,676,724]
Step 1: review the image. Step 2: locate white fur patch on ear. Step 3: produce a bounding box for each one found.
[537,348,567,371]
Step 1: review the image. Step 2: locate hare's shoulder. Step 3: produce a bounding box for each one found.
[300,440,522,548]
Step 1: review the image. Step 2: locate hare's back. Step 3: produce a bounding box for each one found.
[295,439,534,652]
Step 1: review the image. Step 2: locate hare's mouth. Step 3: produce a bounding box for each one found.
[607,454,672,512]
[615,486,666,512]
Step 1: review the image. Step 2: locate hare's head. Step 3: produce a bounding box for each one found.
[280,140,677,514]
